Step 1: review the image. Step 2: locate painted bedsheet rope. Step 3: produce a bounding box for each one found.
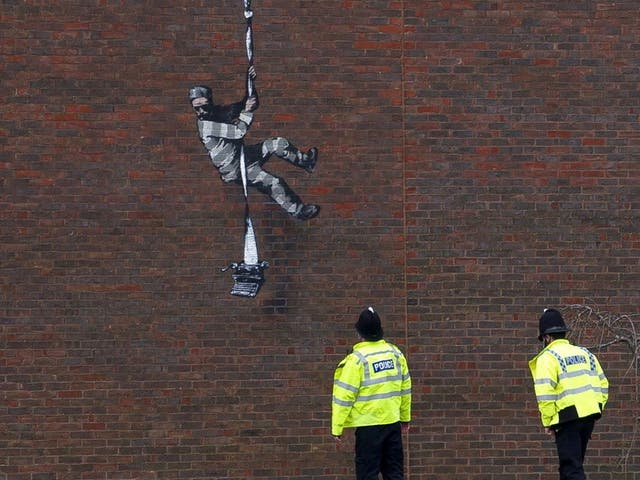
[221,0,268,298]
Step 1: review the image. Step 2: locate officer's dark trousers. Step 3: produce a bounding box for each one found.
[355,422,404,480]
[554,417,595,480]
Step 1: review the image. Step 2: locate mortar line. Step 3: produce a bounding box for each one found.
[399,0,411,478]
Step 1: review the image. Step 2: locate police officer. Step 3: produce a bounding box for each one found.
[332,307,412,480]
[528,308,609,480]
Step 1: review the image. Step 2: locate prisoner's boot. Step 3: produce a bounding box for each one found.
[300,147,318,173]
[295,204,320,221]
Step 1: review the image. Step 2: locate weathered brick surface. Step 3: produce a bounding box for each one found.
[2,0,639,478]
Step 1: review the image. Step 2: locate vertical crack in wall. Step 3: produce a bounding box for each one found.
[400,0,411,477]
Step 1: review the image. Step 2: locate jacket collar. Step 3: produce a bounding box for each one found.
[529,338,570,363]
[354,339,386,350]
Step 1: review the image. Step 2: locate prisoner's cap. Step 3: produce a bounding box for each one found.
[189,85,213,103]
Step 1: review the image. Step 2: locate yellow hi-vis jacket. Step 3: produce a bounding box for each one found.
[528,339,609,428]
[332,339,411,436]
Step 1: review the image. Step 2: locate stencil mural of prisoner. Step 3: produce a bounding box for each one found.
[189,66,320,221]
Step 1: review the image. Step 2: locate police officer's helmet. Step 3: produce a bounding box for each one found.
[356,307,384,341]
[189,85,213,103]
[538,308,570,341]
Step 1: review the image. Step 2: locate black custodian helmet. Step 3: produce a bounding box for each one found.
[538,308,570,341]
[355,307,384,341]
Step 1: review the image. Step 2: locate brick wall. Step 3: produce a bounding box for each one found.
[2,1,639,479]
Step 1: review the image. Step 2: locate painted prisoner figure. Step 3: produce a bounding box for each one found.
[189,67,320,221]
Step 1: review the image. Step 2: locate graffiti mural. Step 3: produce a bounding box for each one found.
[189,0,319,296]
[188,68,320,222]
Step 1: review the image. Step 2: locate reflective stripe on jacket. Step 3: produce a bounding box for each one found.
[528,339,608,427]
[332,339,411,436]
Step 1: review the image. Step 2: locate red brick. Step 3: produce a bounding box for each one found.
[3,0,639,479]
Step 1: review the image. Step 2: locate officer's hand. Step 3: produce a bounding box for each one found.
[332,435,342,443]
[544,428,555,436]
